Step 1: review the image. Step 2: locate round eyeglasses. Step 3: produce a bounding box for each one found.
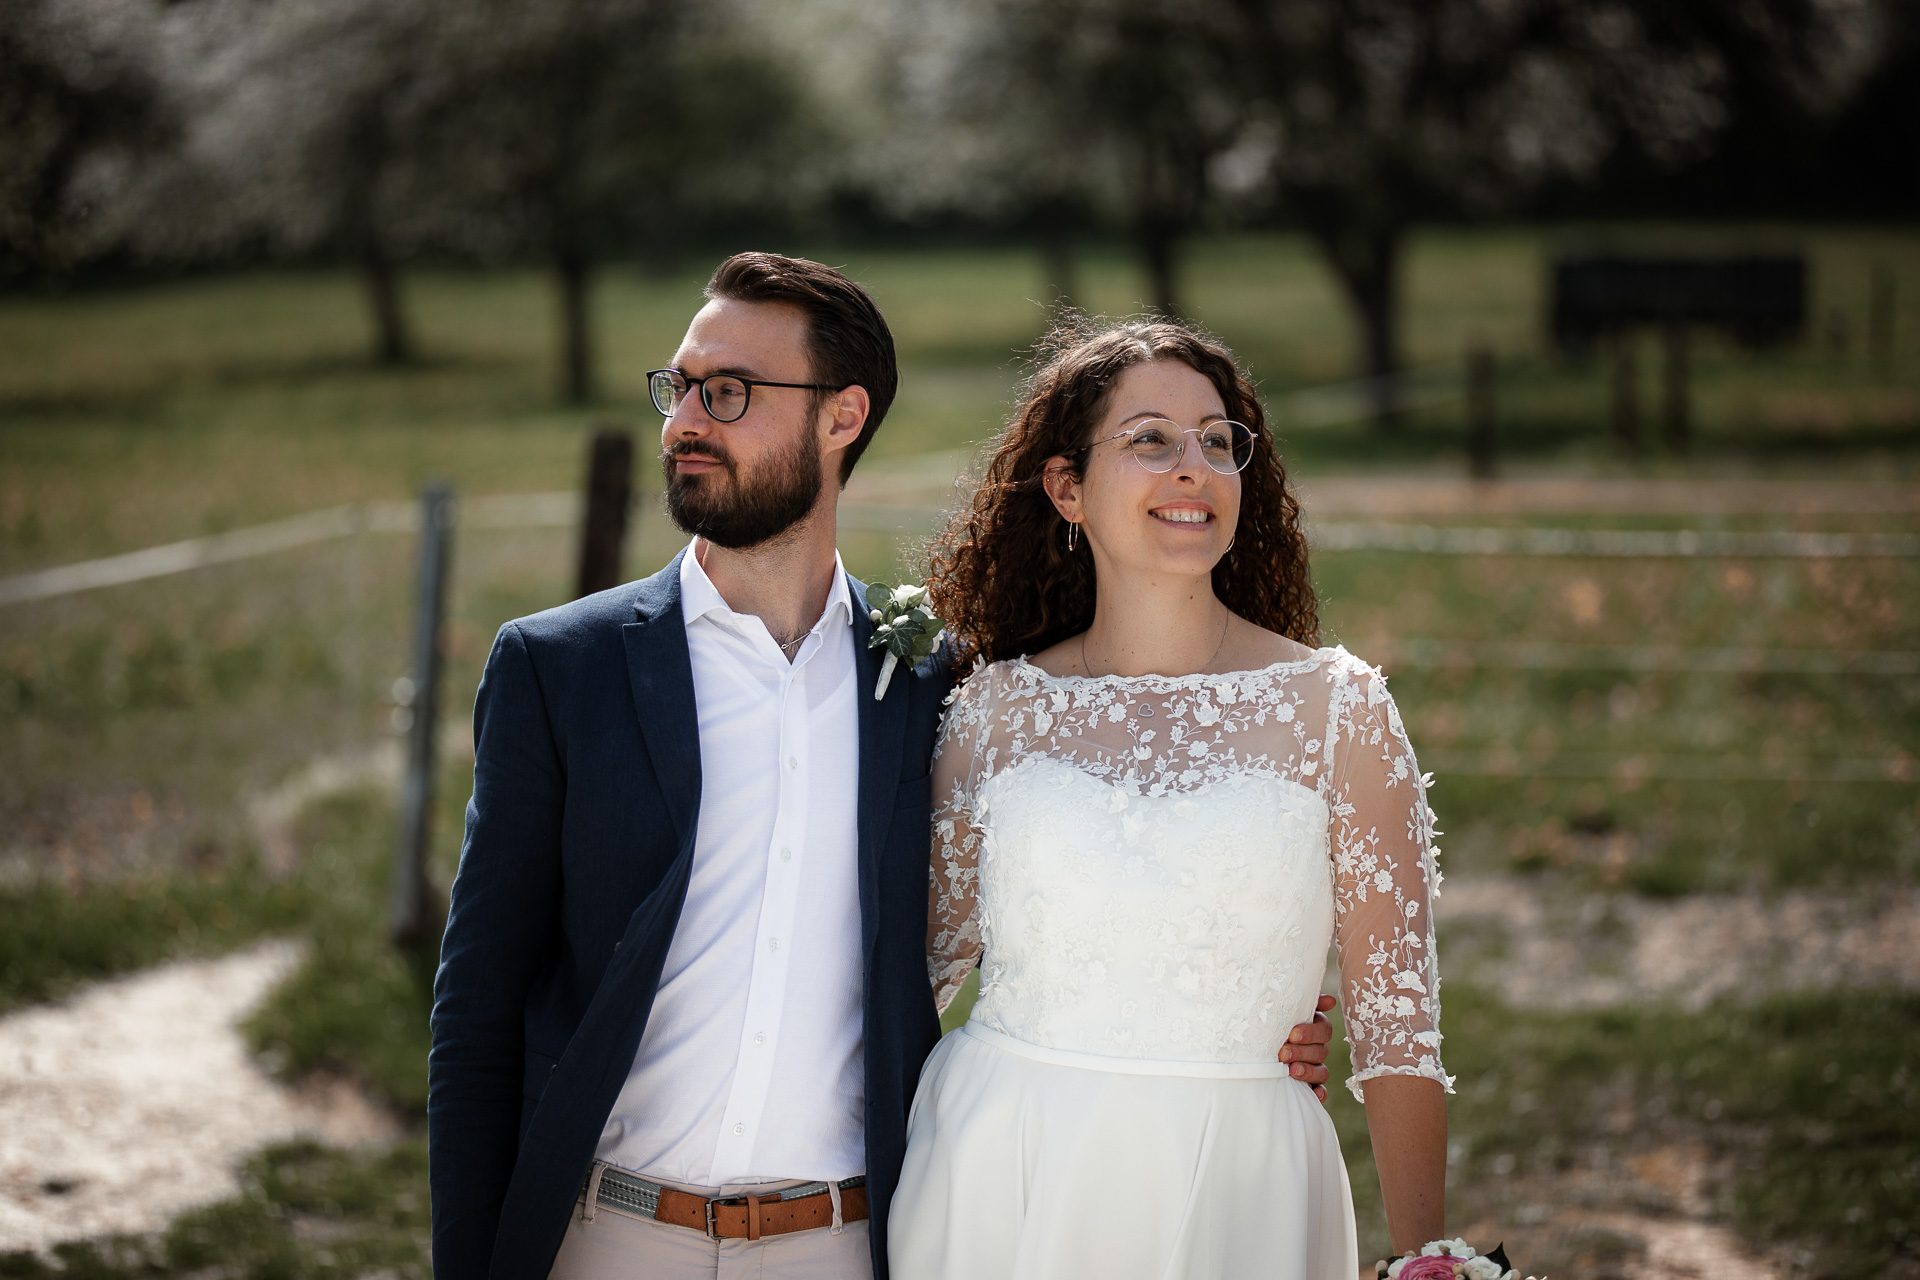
[647,368,841,424]
[1080,419,1256,475]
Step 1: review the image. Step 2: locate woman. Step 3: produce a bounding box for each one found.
[888,319,1452,1279]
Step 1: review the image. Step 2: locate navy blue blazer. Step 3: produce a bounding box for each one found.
[428,550,947,1280]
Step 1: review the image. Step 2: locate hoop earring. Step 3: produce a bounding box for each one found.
[1224,536,1234,555]
[1066,520,1079,552]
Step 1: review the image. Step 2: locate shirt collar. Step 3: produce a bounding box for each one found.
[678,540,854,637]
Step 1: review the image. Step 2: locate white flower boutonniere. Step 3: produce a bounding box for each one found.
[865,581,945,700]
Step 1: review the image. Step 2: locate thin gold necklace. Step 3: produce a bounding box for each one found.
[1080,611,1231,679]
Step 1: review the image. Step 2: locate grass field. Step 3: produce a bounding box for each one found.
[2,228,1917,1278]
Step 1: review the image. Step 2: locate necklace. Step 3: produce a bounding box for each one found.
[1079,610,1231,679]
[774,632,808,653]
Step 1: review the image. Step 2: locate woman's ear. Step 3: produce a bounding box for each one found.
[1041,456,1083,524]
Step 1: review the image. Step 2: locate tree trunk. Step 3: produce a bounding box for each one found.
[361,240,411,365]
[1039,226,1077,317]
[558,250,593,404]
[1139,215,1181,320]
[1311,221,1402,430]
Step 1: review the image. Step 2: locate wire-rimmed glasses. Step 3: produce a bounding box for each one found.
[1080,419,1256,475]
[647,368,840,423]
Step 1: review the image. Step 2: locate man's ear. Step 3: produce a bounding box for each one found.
[819,385,869,460]
[1041,457,1083,524]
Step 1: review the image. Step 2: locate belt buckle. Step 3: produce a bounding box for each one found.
[704,1195,745,1240]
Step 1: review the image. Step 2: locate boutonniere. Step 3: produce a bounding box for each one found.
[865,581,945,700]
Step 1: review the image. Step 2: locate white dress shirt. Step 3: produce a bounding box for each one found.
[594,543,866,1188]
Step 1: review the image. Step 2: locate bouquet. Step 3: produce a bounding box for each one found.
[1378,1239,1542,1280]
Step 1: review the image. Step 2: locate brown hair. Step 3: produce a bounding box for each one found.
[705,252,898,482]
[927,317,1317,669]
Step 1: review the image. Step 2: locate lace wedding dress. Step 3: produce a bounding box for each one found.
[888,648,1452,1280]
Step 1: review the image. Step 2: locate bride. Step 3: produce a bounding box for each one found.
[888,319,1452,1279]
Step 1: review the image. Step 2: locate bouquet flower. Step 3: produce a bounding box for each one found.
[1378,1239,1541,1280]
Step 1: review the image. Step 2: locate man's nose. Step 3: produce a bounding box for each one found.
[663,397,714,444]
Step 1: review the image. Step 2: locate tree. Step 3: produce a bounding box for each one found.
[295,0,438,365]
[410,0,821,403]
[1213,0,1876,425]
[878,0,1241,319]
[0,0,171,287]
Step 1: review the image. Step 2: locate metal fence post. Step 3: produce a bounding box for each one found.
[575,427,634,599]
[390,481,455,947]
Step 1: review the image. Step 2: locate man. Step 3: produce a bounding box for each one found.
[427,251,1337,1280]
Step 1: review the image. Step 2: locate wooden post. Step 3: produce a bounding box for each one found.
[1870,262,1896,372]
[1466,344,1496,478]
[1611,331,1640,451]
[391,481,454,947]
[575,428,634,599]
[1661,323,1690,450]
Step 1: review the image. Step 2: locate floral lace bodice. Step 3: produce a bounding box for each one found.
[928,647,1452,1101]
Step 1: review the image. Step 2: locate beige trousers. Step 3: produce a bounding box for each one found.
[547,1169,873,1280]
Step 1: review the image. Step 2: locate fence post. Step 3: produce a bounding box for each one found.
[1870,263,1896,372]
[390,481,454,947]
[1611,332,1640,451]
[575,428,634,599]
[1661,323,1690,450]
[1466,344,1496,478]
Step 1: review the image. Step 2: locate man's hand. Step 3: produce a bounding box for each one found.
[1280,994,1338,1101]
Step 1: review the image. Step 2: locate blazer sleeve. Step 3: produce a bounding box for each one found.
[428,622,566,1280]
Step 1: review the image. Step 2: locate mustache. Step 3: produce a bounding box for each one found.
[664,440,734,471]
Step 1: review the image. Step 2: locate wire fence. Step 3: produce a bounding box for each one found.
[6,488,1916,609]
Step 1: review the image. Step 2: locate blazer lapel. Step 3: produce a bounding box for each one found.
[850,572,910,964]
[622,550,701,847]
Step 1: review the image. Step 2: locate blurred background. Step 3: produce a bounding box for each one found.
[0,0,1916,1276]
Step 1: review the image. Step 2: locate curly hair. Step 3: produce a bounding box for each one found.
[927,316,1318,671]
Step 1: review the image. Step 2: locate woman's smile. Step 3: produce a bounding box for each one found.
[1150,503,1213,526]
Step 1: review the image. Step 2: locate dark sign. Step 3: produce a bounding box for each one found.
[1552,256,1806,349]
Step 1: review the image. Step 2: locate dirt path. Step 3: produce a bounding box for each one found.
[1438,879,1920,1010]
[0,940,399,1253]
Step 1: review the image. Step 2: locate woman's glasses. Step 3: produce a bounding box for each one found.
[1083,419,1256,475]
[647,368,840,423]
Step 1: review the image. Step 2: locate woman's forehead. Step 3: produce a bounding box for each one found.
[1103,359,1227,421]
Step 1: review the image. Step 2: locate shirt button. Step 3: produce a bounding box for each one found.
[787,756,798,770]
[754,1032,767,1045]
[733,1123,745,1136]
[780,847,792,862]
[767,937,779,952]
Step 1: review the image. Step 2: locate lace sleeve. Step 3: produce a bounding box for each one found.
[927,665,994,1014]
[1326,658,1453,1102]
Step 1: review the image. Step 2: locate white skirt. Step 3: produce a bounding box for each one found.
[889,1023,1359,1280]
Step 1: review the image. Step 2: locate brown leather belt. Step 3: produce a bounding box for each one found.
[586,1164,868,1240]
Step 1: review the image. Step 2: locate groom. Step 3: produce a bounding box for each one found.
[428,251,1337,1280]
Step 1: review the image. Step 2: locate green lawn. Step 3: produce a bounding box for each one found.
[1,229,1917,1278]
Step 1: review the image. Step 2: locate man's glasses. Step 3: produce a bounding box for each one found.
[1079,419,1256,475]
[647,368,841,424]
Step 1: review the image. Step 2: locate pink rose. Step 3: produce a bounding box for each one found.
[1397,1257,1464,1280]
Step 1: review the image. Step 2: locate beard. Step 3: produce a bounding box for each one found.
[663,427,824,550]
